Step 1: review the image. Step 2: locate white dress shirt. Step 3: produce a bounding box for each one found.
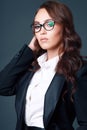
[25,53,59,128]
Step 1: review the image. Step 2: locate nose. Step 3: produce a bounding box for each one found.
[40,26,47,34]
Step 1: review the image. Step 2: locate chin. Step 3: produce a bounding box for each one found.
[40,46,48,50]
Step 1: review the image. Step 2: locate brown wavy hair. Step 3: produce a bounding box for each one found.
[31,0,83,98]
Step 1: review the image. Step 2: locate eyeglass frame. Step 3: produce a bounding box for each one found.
[31,19,55,33]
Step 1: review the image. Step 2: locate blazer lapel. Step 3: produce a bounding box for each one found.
[43,73,65,128]
[18,71,35,120]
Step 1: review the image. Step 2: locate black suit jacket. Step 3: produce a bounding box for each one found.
[0,45,87,130]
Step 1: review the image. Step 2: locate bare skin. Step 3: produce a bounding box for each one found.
[28,36,37,51]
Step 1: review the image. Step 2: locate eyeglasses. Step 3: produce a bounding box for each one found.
[31,20,55,33]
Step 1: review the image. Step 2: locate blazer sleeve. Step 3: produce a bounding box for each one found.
[73,62,87,130]
[0,44,34,96]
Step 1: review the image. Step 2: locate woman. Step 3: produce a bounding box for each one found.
[0,1,87,130]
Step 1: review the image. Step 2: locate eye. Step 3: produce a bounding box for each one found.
[34,24,41,29]
[47,21,55,27]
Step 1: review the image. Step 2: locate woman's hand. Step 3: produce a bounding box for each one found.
[28,36,40,51]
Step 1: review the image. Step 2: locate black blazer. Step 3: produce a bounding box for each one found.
[0,45,87,130]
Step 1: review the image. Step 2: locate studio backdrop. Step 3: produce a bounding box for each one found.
[0,0,87,130]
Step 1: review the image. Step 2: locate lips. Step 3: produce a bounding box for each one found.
[40,38,48,42]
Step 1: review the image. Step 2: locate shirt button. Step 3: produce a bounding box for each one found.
[29,96,31,101]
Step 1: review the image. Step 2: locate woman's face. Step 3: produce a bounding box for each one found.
[34,8,63,54]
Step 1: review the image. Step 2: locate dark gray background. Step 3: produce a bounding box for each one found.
[0,0,87,130]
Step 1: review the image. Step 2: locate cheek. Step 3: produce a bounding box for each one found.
[35,34,40,41]
[49,31,63,49]
[53,25,63,38]
[55,27,63,37]
[51,30,63,43]
[35,35,42,47]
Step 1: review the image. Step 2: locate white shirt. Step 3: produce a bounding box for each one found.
[25,53,59,128]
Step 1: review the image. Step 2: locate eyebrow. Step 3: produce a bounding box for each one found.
[34,19,53,24]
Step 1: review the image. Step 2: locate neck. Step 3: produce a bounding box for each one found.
[46,44,64,60]
[46,49,59,60]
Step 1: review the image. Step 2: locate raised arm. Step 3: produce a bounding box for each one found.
[0,37,38,96]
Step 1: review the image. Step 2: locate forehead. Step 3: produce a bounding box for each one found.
[34,8,52,23]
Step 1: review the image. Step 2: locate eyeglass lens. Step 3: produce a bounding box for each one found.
[32,20,55,33]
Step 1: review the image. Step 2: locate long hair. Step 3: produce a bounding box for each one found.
[31,0,83,98]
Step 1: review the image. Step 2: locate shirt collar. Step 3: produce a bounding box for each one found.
[37,53,59,70]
